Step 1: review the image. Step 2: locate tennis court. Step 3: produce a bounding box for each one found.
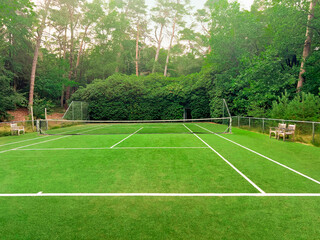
[0,120,320,239]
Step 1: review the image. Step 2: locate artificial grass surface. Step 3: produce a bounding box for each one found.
[0,197,319,240]
[0,123,319,239]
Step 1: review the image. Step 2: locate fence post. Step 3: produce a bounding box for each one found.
[238,116,240,127]
[45,108,48,130]
[262,119,265,133]
[30,106,34,131]
[36,120,39,133]
[312,122,315,144]
[81,102,83,120]
[72,103,75,120]
[249,117,251,128]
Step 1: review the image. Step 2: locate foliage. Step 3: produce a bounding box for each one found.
[32,97,55,119]
[70,73,212,120]
[1,0,320,122]
[270,92,320,121]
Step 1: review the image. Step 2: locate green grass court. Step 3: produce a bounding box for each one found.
[0,122,320,239]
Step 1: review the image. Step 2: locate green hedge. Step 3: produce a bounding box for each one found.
[70,73,211,120]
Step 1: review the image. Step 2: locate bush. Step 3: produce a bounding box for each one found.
[270,92,320,121]
[71,74,190,120]
[33,97,55,119]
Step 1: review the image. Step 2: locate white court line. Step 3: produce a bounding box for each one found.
[113,147,208,149]
[0,136,70,154]
[0,125,107,154]
[0,124,96,148]
[183,124,265,194]
[196,124,320,185]
[0,193,319,197]
[16,147,209,151]
[0,135,50,147]
[110,127,144,148]
[0,124,98,148]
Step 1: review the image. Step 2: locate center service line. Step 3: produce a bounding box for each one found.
[110,127,144,148]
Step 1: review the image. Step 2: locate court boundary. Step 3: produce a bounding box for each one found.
[195,124,320,185]
[15,147,209,151]
[1,123,319,197]
[0,193,319,197]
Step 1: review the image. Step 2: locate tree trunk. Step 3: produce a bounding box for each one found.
[75,25,89,70]
[60,27,67,107]
[60,85,65,107]
[135,21,140,76]
[28,0,51,108]
[152,23,164,73]
[66,6,74,102]
[297,0,316,92]
[115,43,124,73]
[164,15,176,77]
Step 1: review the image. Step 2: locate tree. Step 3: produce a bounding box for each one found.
[29,0,52,109]
[151,0,171,73]
[297,0,317,91]
[75,0,103,78]
[49,0,70,106]
[164,0,189,77]
[126,0,148,76]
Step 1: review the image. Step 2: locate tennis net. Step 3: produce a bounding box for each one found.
[37,118,232,135]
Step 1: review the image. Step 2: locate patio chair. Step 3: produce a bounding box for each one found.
[10,123,25,136]
[269,123,286,139]
[278,124,296,141]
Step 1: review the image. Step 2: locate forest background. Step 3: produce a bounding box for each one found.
[0,0,320,121]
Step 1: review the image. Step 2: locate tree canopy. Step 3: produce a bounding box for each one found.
[0,0,320,121]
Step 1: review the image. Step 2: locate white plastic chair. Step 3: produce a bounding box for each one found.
[10,123,25,135]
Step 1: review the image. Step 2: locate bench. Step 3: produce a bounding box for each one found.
[10,123,25,135]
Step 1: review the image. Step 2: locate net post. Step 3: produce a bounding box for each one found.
[262,119,265,133]
[249,117,251,128]
[238,116,240,127]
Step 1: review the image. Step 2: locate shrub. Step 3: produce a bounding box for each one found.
[270,92,320,121]
[33,98,55,119]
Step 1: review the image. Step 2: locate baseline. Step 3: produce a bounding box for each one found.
[183,124,265,194]
[196,124,320,185]
[14,147,209,151]
[0,193,319,197]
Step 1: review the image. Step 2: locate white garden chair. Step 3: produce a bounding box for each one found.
[269,123,286,139]
[278,124,296,141]
[10,123,25,135]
